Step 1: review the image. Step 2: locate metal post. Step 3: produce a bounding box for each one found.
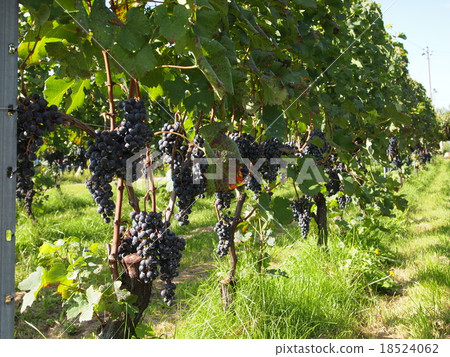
[0,0,18,339]
[423,46,433,104]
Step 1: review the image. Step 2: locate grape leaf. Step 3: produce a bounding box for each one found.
[44,77,75,107]
[18,267,45,313]
[65,79,91,114]
[261,105,286,141]
[271,197,293,225]
[294,0,317,8]
[155,5,190,42]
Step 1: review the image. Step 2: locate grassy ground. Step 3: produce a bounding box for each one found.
[362,158,450,338]
[13,158,449,339]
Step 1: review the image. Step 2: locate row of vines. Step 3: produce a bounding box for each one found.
[16,0,441,338]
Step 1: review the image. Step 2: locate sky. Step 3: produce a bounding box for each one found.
[375,0,450,110]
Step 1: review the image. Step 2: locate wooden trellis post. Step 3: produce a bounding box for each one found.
[0,0,18,339]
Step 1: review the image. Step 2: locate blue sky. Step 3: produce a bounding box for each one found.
[376,0,450,109]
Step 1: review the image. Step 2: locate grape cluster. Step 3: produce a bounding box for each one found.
[323,156,353,210]
[16,94,64,215]
[44,146,88,173]
[86,130,123,223]
[337,195,352,210]
[411,145,431,165]
[43,150,64,168]
[387,137,403,169]
[158,122,187,166]
[260,137,282,183]
[419,152,432,164]
[392,156,403,168]
[229,132,263,196]
[172,165,199,226]
[215,190,235,211]
[158,124,207,226]
[291,196,313,239]
[302,130,330,162]
[85,99,153,223]
[66,146,88,173]
[387,137,398,158]
[325,168,341,195]
[229,133,284,197]
[246,175,262,197]
[117,99,154,157]
[174,134,208,225]
[192,134,208,181]
[228,131,261,164]
[214,214,233,257]
[118,211,185,306]
[282,140,299,153]
[324,155,344,196]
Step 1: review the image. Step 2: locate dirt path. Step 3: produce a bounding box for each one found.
[362,159,450,338]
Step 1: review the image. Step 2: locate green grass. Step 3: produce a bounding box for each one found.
[364,157,450,338]
[14,159,449,339]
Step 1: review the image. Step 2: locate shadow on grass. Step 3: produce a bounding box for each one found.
[415,265,450,288]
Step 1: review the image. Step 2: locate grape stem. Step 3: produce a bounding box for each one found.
[126,185,140,213]
[145,146,157,213]
[60,113,96,137]
[102,50,116,130]
[228,190,247,281]
[110,178,124,281]
[103,49,121,282]
[153,130,204,151]
[242,205,257,221]
[214,202,221,221]
[292,180,300,200]
[155,64,198,70]
[164,190,176,223]
[210,106,215,123]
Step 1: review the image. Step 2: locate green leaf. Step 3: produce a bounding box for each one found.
[261,75,288,105]
[341,176,355,195]
[155,5,190,42]
[18,267,45,312]
[66,295,90,321]
[134,45,157,78]
[294,0,317,8]
[43,263,67,284]
[34,3,51,27]
[163,77,188,105]
[18,267,44,292]
[86,286,102,306]
[66,287,101,322]
[258,192,271,211]
[310,135,325,148]
[295,156,326,196]
[44,77,75,107]
[18,39,50,65]
[196,55,226,100]
[66,79,90,114]
[200,38,234,95]
[88,0,119,48]
[38,242,61,256]
[332,129,354,152]
[261,105,286,141]
[55,0,76,12]
[124,7,151,36]
[194,9,221,38]
[116,8,151,51]
[209,0,229,17]
[199,122,230,141]
[271,197,293,225]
